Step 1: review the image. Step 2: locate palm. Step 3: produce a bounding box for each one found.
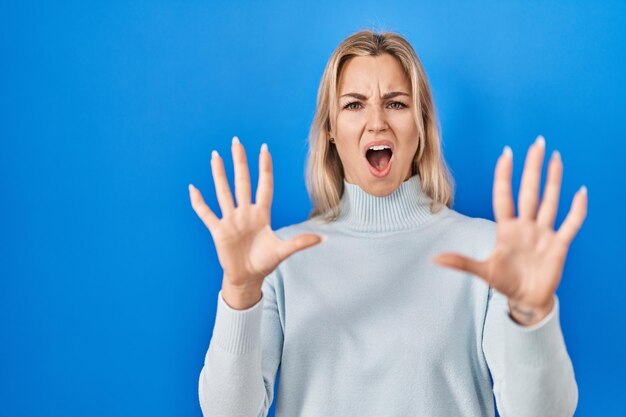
[212,216,284,287]
[483,218,567,309]
[189,137,322,289]
[434,136,588,320]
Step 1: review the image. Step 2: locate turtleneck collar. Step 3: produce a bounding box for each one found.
[335,174,441,233]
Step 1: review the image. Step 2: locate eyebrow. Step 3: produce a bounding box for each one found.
[340,91,410,100]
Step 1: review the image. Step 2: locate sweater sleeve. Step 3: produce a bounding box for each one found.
[482,286,579,417]
[198,271,284,417]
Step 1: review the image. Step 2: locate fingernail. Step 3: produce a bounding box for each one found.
[503,145,512,157]
[261,143,268,153]
[319,234,328,243]
[552,150,561,160]
[232,136,240,145]
[579,185,587,195]
[535,135,545,147]
[212,150,219,159]
[188,183,195,191]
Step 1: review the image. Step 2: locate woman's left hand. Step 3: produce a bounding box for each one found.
[433,136,588,326]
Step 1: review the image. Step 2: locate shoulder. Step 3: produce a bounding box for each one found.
[273,216,329,240]
[439,208,498,257]
[445,208,496,233]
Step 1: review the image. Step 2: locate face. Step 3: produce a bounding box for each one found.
[333,53,418,197]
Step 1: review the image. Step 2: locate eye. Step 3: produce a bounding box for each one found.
[388,101,408,109]
[343,101,362,110]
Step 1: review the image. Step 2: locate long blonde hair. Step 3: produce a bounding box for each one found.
[305,29,455,221]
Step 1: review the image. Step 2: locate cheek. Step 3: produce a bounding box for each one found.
[337,113,365,135]
[391,112,417,131]
[391,117,419,142]
[389,122,419,162]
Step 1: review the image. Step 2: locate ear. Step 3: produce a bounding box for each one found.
[326,130,336,144]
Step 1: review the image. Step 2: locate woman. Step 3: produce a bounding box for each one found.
[189,30,587,417]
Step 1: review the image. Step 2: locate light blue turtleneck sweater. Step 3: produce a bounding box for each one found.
[198,174,578,417]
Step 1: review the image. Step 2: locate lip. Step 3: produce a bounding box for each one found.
[362,140,395,157]
[363,140,395,178]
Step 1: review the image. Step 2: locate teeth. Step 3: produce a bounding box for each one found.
[368,145,391,151]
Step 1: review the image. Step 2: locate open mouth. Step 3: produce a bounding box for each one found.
[366,147,393,171]
[365,143,394,177]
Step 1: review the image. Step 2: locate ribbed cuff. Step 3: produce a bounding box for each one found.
[211,290,264,355]
[505,295,566,367]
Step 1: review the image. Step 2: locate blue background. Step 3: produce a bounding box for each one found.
[2,1,624,416]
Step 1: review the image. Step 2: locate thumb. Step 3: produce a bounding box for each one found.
[276,233,325,262]
[432,252,489,282]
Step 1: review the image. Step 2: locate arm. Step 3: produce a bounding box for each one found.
[433,137,587,416]
[483,287,578,417]
[198,272,284,417]
[188,138,322,416]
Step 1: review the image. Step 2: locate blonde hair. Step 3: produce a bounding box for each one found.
[305,29,455,221]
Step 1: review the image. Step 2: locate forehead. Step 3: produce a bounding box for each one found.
[338,54,410,94]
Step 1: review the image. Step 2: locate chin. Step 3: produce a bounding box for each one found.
[363,178,400,197]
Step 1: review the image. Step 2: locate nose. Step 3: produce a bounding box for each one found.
[366,106,389,133]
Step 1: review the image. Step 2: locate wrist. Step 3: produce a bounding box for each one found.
[221,280,262,311]
[507,296,555,327]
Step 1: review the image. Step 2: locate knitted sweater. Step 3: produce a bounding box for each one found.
[198,174,578,417]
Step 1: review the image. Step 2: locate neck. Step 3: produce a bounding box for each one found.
[335,174,439,233]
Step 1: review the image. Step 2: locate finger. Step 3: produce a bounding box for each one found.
[276,234,324,262]
[211,150,235,216]
[536,150,563,229]
[188,184,219,231]
[493,146,515,221]
[518,136,546,220]
[556,186,588,246]
[255,143,273,210]
[231,136,252,207]
[432,253,490,283]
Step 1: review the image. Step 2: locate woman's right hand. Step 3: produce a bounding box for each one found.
[189,136,324,309]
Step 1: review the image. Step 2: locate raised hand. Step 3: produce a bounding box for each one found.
[189,136,323,309]
[433,135,588,326]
